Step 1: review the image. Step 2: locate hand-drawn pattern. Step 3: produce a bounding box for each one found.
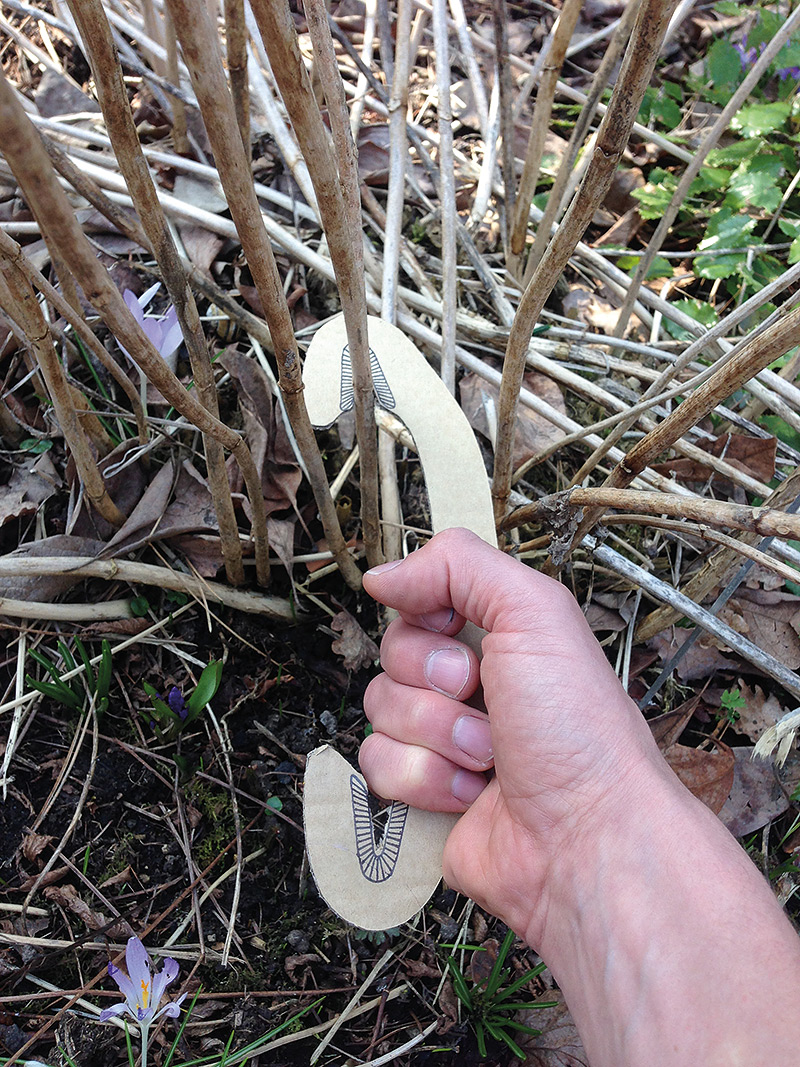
[350,774,408,882]
[339,343,396,413]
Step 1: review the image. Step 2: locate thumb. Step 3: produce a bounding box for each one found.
[363,528,573,637]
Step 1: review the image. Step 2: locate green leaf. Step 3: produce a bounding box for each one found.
[185,660,223,717]
[707,38,742,89]
[630,170,676,220]
[616,254,672,279]
[724,154,783,212]
[664,299,718,341]
[19,437,53,454]
[707,138,763,166]
[130,595,151,617]
[731,101,792,137]
[653,94,681,129]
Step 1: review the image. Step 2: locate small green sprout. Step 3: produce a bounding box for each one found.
[142,660,223,741]
[720,687,746,725]
[446,929,557,1060]
[26,638,112,715]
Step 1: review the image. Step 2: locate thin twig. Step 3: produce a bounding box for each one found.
[66,0,247,586]
[491,0,681,529]
[163,0,361,590]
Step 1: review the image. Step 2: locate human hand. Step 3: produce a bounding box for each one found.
[360,528,673,945]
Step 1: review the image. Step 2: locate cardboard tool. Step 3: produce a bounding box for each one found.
[302,314,497,930]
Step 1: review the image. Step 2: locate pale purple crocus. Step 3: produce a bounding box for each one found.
[120,282,183,366]
[101,936,186,1064]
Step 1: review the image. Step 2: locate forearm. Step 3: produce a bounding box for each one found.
[535,763,800,1067]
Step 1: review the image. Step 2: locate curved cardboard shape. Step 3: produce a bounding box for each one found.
[302,314,496,929]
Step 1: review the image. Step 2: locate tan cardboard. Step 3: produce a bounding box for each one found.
[302,314,497,930]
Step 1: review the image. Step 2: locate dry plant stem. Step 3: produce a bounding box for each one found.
[613,6,800,339]
[585,534,800,701]
[509,0,582,264]
[565,300,800,558]
[0,556,296,617]
[0,70,271,584]
[431,0,457,393]
[163,0,361,591]
[42,134,151,250]
[491,0,680,528]
[567,263,800,489]
[503,488,800,542]
[297,0,382,567]
[164,9,189,154]
[0,260,125,527]
[377,0,412,562]
[527,0,641,275]
[602,513,800,588]
[492,0,515,255]
[0,227,148,446]
[67,0,246,587]
[635,467,800,642]
[224,0,250,154]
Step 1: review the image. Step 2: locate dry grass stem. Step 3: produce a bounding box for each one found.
[431,0,458,393]
[163,0,361,589]
[504,488,800,542]
[291,0,382,566]
[0,254,125,527]
[66,0,246,585]
[527,0,641,275]
[224,0,250,154]
[0,70,273,582]
[509,0,582,267]
[491,0,681,529]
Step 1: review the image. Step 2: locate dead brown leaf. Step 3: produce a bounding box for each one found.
[0,534,106,603]
[43,884,109,931]
[0,453,60,528]
[718,747,790,837]
[517,991,589,1066]
[719,593,800,670]
[653,433,776,491]
[330,610,379,672]
[662,741,735,813]
[648,628,737,683]
[459,370,566,466]
[732,682,787,745]
[21,832,54,863]
[220,350,302,516]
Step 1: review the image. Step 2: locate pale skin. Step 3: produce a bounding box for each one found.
[360,528,800,1067]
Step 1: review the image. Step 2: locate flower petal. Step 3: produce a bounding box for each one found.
[158,314,183,363]
[154,992,187,1021]
[123,289,144,324]
[108,961,137,1004]
[99,1001,130,1022]
[150,956,179,1005]
[138,282,162,310]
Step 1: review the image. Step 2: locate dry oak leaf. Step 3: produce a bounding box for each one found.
[460,370,566,467]
[718,746,790,837]
[732,682,787,745]
[661,740,735,814]
[517,991,589,1066]
[330,610,379,672]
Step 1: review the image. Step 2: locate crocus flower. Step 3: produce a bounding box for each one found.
[100,936,186,1030]
[119,282,183,366]
[167,686,187,720]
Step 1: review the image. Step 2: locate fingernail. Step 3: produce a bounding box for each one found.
[453,715,493,764]
[366,559,404,577]
[424,648,470,698]
[419,607,455,633]
[452,769,486,805]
